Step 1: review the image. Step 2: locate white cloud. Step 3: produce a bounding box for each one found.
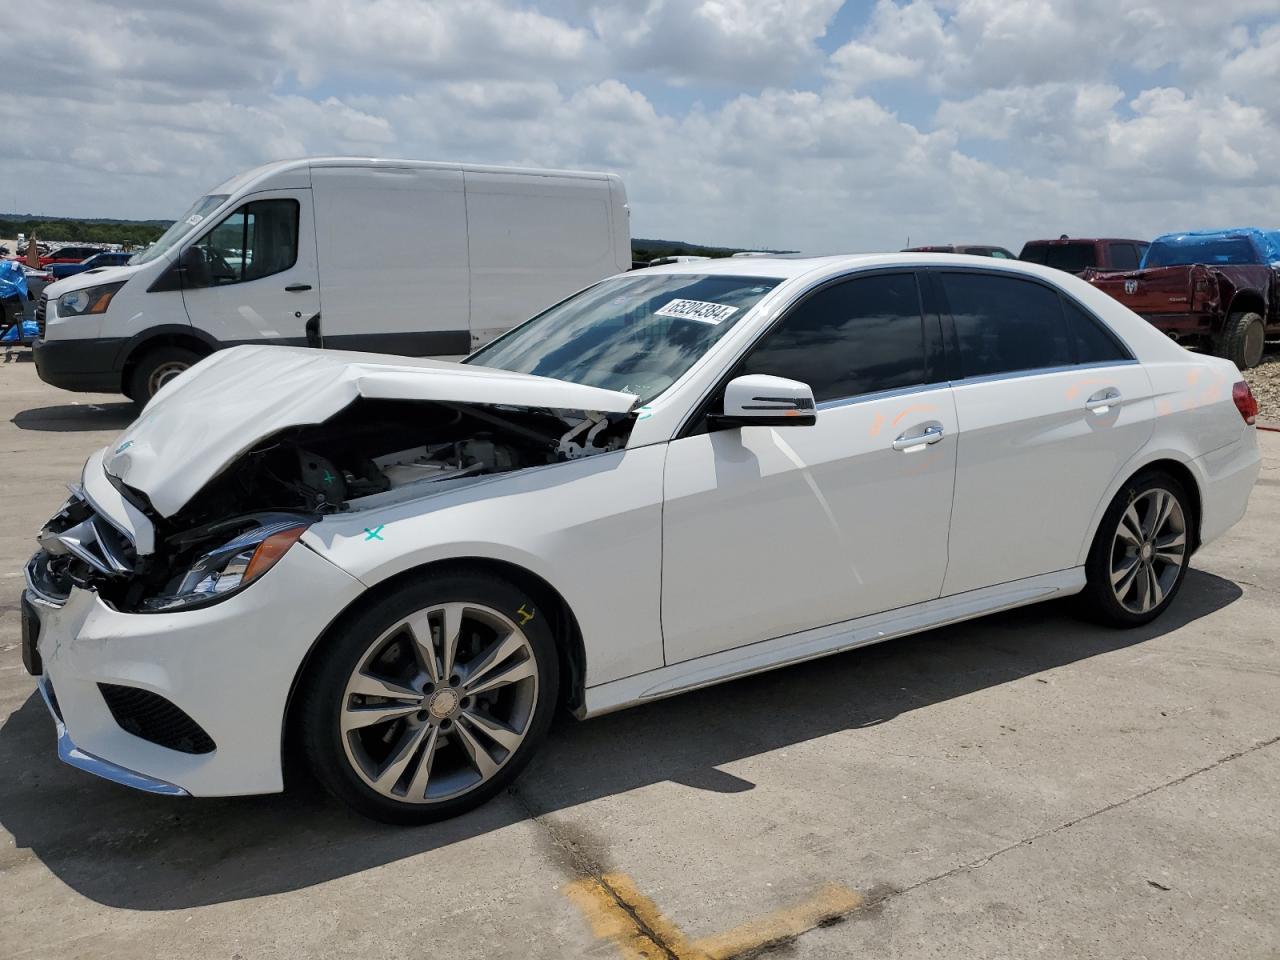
[3,1,1279,254]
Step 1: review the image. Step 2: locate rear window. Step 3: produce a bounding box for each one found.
[1022,243,1097,273]
[1143,238,1259,268]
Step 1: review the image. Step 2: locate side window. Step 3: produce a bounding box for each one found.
[940,273,1071,378]
[191,199,299,286]
[1108,243,1139,270]
[989,249,1011,259]
[738,273,926,403]
[1063,297,1130,364]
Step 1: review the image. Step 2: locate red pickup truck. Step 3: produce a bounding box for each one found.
[1020,237,1148,274]
[1086,228,1280,369]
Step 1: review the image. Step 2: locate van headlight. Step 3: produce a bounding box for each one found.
[141,518,311,612]
[57,281,126,317]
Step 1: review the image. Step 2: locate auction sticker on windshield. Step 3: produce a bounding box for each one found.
[655,299,739,325]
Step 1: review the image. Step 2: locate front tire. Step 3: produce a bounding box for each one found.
[1080,470,1192,627]
[128,345,202,403]
[298,571,558,824]
[1217,311,1265,370]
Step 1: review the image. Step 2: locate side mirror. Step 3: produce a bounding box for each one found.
[711,374,817,428]
[179,246,210,288]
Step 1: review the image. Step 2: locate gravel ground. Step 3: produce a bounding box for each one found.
[1245,352,1280,424]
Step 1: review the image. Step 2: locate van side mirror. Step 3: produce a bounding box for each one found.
[710,374,817,428]
[179,246,210,288]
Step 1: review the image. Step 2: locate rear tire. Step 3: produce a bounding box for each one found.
[298,571,559,824]
[127,345,202,403]
[1217,311,1265,369]
[1080,470,1192,627]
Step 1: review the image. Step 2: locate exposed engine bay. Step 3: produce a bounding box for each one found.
[30,398,633,613]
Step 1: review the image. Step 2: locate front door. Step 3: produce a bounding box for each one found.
[661,271,958,664]
[180,190,320,345]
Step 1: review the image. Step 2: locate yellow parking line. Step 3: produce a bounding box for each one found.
[693,882,864,959]
[563,872,865,960]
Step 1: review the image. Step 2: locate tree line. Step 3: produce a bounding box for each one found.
[0,217,171,248]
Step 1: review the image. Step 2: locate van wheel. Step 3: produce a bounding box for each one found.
[1079,470,1192,627]
[298,571,559,824]
[128,346,201,402]
[1217,311,1265,369]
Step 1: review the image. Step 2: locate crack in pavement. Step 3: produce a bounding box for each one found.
[882,732,1280,909]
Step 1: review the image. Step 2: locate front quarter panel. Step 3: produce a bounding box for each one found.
[303,445,667,686]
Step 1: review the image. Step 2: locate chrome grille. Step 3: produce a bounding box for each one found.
[36,489,137,581]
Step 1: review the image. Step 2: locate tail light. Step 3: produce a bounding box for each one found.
[1233,381,1258,425]
[1190,265,1215,310]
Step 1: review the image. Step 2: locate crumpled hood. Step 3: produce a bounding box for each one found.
[104,344,637,518]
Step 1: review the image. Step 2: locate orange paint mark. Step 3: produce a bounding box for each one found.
[563,873,867,960]
[868,413,886,437]
[891,403,937,426]
[1065,377,1108,401]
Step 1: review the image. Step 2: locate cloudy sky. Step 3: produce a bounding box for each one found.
[6,0,1279,252]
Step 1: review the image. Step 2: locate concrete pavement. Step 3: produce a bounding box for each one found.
[1,355,1276,959]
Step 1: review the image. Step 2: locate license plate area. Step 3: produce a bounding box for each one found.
[21,596,43,676]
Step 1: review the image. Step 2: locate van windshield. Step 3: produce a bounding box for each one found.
[467,273,781,404]
[129,195,230,266]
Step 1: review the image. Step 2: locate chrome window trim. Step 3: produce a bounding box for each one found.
[947,358,1140,388]
[815,380,952,411]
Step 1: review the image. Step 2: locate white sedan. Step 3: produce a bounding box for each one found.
[22,254,1261,822]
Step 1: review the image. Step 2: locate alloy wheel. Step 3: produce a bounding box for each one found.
[339,602,539,803]
[148,361,190,395]
[1109,488,1186,614]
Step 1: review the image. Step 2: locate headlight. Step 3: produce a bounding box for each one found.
[141,517,311,611]
[57,281,126,317]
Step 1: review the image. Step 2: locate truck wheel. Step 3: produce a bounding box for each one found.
[128,346,202,403]
[1217,311,1265,369]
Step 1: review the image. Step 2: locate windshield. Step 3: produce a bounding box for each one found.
[129,194,230,266]
[467,273,782,403]
[1143,237,1258,268]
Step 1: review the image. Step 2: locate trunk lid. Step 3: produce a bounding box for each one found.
[104,345,638,518]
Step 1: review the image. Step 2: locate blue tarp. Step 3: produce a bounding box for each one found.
[0,259,29,300]
[1,319,38,342]
[1142,227,1280,269]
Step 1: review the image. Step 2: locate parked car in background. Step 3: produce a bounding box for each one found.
[903,244,1016,258]
[47,251,133,281]
[1020,237,1149,275]
[34,157,631,403]
[23,254,1260,822]
[1086,228,1280,369]
[40,245,106,267]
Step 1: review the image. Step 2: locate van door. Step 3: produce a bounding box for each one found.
[311,165,470,356]
[179,190,320,345]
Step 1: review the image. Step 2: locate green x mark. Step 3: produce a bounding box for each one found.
[364,525,385,542]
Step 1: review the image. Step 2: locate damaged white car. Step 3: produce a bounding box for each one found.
[22,256,1261,822]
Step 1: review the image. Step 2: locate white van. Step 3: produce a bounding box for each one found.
[34,157,631,400]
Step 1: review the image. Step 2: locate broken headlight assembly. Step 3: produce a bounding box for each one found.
[141,516,311,612]
[57,281,127,317]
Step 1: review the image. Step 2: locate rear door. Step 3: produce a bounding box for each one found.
[935,269,1154,595]
[180,190,320,345]
[661,271,958,664]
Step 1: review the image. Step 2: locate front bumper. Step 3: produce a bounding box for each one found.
[33,336,127,393]
[36,674,188,796]
[26,543,366,797]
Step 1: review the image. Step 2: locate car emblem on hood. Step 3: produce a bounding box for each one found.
[1124,280,1138,295]
[114,440,134,454]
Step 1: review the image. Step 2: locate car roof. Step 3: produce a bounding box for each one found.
[632,252,1070,283]
[1022,238,1147,246]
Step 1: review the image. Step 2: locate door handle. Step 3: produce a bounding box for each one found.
[284,283,312,292]
[1085,387,1121,413]
[891,423,944,452]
